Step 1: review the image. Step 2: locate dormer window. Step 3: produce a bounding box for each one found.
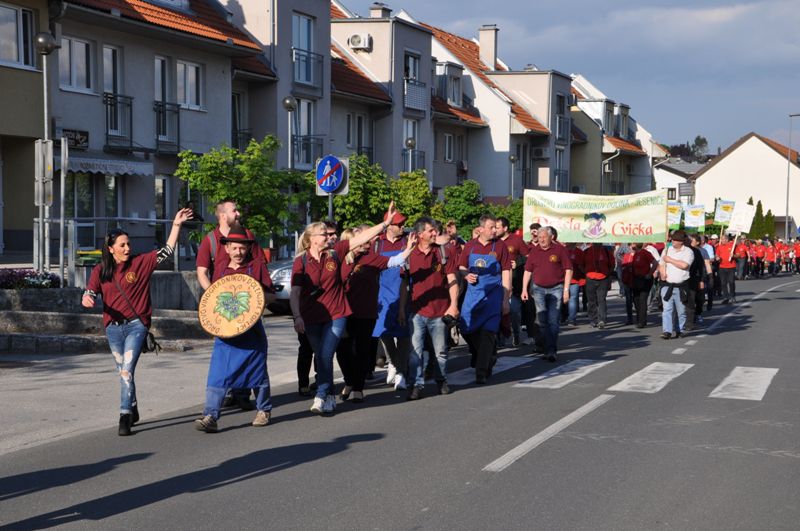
[448,75,461,106]
[604,108,614,134]
[436,61,463,107]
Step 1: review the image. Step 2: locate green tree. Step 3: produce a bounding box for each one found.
[692,135,709,159]
[175,136,311,245]
[488,198,524,231]
[390,171,434,224]
[764,209,775,239]
[751,200,765,238]
[441,179,483,232]
[331,155,391,229]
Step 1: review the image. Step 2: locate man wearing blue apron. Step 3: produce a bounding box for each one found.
[458,214,512,384]
[372,211,411,391]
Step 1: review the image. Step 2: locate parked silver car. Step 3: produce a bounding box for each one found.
[266,258,294,314]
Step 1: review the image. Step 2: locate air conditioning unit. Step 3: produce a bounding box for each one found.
[532,147,549,159]
[348,33,373,51]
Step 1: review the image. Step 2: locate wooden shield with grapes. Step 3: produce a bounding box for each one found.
[198,274,265,338]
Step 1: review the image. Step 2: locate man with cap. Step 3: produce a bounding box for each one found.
[658,230,695,339]
[372,210,412,392]
[195,224,275,432]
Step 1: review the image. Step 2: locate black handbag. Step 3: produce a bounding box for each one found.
[112,278,162,355]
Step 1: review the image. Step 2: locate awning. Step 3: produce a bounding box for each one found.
[54,150,154,177]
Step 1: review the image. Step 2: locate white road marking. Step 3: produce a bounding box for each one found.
[608,362,694,394]
[514,359,615,389]
[447,355,534,386]
[709,280,800,332]
[483,394,614,472]
[795,288,800,292]
[684,340,698,346]
[709,367,779,401]
[671,348,687,355]
[696,334,708,338]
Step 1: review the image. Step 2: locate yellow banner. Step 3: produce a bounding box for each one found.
[522,189,668,243]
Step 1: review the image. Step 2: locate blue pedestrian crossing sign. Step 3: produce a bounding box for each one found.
[316,155,348,195]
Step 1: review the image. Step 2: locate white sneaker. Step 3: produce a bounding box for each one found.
[394,373,407,391]
[323,395,336,413]
[310,397,324,414]
[386,364,397,385]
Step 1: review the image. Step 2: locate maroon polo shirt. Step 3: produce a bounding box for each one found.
[458,239,512,271]
[404,244,458,318]
[567,246,585,282]
[291,240,352,324]
[373,234,406,254]
[501,233,529,263]
[582,245,615,279]
[525,244,573,288]
[196,226,263,282]
[87,251,158,328]
[341,251,389,319]
[220,259,274,291]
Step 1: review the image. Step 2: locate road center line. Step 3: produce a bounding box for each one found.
[483,394,614,472]
[709,280,800,333]
[672,348,687,355]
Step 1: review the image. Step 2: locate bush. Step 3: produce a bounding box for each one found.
[0,269,62,289]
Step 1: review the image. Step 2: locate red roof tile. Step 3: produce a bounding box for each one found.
[756,134,799,162]
[421,22,549,135]
[66,0,261,51]
[330,1,348,19]
[331,45,391,103]
[606,135,647,156]
[431,95,486,126]
[232,56,275,78]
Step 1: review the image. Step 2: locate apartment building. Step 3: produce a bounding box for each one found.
[0,0,49,253]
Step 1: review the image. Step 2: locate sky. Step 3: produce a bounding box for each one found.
[341,0,800,153]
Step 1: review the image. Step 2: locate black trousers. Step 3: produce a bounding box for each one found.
[335,317,377,392]
[297,332,315,389]
[464,328,497,377]
[585,277,610,324]
[632,278,652,327]
[719,268,736,300]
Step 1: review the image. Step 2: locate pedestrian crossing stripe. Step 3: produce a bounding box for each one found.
[709,367,779,401]
[514,359,615,389]
[607,362,694,394]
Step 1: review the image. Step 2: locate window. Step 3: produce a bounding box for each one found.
[294,98,314,136]
[154,176,169,246]
[456,134,465,161]
[104,175,120,217]
[64,172,95,249]
[60,36,93,91]
[345,113,353,147]
[355,114,365,149]
[667,188,677,200]
[556,93,566,115]
[404,54,419,80]
[154,56,168,102]
[292,13,313,51]
[444,133,454,162]
[604,108,614,133]
[177,60,201,109]
[0,3,34,67]
[449,76,461,106]
[403,118,418,145]
[103,46,120,94]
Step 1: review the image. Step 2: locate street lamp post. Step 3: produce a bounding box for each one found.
[404,137,416,173]
[786,113,800,241]
[35,32,58,274]
[509,154,517,200]
[282,97,297,170]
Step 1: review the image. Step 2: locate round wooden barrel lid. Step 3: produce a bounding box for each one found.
[198,274,266,338]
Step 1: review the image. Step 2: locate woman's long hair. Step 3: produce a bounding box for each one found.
[296,222,327,257]
[100,229,129,282]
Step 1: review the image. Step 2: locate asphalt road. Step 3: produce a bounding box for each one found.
[1,275,800,530]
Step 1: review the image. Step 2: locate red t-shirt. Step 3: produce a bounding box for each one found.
[458,239,512,271]
[501,233,529,264]
[754,244,766,258]
[567,246,585,283]
[734,243,749,259]
[404,244,458,318]
[341,251,389,319]
[219,260,274,292]
[794,243,800,256]
[291,240,352,324]
[765,246,777,262]
[582,245,615,279]
[716,242,736,268]
[87,251,158,328]
[525,244,573,287]
[196,226,263,282]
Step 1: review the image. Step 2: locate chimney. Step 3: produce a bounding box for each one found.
[479,24,498,70]
[370,2,391,18]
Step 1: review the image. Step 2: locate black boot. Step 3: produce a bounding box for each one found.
[131,405,139,426]
[118,414,132,436]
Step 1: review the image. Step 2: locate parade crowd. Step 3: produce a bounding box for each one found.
[81,199,800,435]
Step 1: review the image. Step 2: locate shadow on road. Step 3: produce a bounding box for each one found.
[0,434,382,530]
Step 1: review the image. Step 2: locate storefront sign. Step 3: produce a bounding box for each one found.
[63,129,89,150]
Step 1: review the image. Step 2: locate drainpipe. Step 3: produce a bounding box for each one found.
[601,149,621,195]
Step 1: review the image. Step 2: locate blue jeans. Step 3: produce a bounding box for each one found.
[567,283,580,322]
[204,351,272,420]
[105,319,148,414]
[661,285,687,334]
[305,318,347,399]
[532,284,563,355]
[409,314,447,388]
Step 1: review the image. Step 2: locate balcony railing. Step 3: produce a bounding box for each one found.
[154,101,180,154]
[554,169,570,192]
[555,115,570,144]
[292,48,323,89]
[293,135,324,169]
[356,146,373,164]
[104,93,133,152]
[232,129,253,152]
[404,78,428,111]
[401,149,426,172]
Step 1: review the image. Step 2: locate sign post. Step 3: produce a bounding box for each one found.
[315,155,349,221]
